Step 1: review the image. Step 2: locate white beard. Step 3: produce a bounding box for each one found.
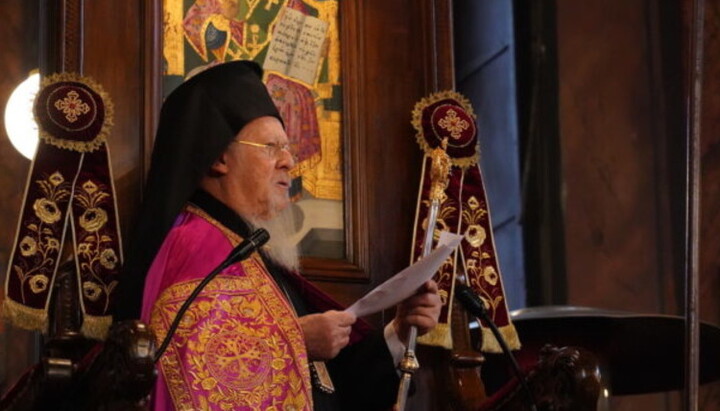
[248,207,300,271]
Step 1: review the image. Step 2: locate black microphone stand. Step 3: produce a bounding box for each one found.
[455,283,538,411]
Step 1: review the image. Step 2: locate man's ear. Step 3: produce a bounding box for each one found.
[208,151,230,176]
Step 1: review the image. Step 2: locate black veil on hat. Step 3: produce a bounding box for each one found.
[114,61,281,320]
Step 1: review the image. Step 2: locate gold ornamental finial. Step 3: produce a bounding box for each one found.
[428,138,451,202]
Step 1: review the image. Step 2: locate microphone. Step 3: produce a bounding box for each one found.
[154,229,269,362]
[455,283,538,411]
[218,228,270,271]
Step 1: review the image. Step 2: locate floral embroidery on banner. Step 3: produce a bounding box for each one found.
[74,179,119,313]
[11,171,69,303]
[462,195,503,322]
[462,195,487,248]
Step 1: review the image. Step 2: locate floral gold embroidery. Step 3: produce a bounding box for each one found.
[482,266,499,286]
[19,237,38,257]
[99,248,118,269]
[29,275,49,294]
[12,172,70,302]
[467,196,480,210]
[49,172,65,186]
[77,242,92,255]
[464,224,486,248]
[82,281,103,302]
[33,198,62,224]
[54,90,90,123]
[462,193,504,322]
[82,180,98,193]
[79,208,108,232]
[462,196,488,246]
[73,179,119,312]
[465,260,505,322]
[437,108,469,139]
[47,238,60,250]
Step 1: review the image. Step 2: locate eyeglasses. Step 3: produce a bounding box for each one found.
[233,140,296,161]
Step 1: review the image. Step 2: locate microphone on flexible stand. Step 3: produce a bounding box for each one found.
[153,228,270,362]
[455,283,538,411]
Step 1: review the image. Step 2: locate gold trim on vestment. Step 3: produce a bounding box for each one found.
[185,204,242,246]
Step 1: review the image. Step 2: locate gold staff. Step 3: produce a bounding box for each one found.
[395,138,451,411]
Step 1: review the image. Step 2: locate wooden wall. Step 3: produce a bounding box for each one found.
[699,1,720,408]
[0,0,40,395]
[557,0,680,315]
[556,0,720,409]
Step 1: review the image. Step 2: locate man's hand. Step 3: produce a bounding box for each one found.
[299,310,357,361]
[393,280,442,344]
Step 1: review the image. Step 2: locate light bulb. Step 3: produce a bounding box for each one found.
[4,71,40,160]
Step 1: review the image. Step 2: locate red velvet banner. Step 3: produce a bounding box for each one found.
[410,91,519,352]
[2,73,121,339]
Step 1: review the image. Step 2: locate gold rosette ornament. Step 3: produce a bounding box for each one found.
[409,90,519,353]
[2,72,122,340]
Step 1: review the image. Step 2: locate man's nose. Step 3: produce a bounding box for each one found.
[278,147,296,169]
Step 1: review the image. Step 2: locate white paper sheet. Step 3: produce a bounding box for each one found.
[345,232,463,317]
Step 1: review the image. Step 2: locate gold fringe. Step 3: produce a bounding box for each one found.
[480,323,521,353]
[1,298,48,334]
[81,314,112,340]
[417,323,453,349]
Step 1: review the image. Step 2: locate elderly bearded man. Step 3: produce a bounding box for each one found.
[115,61,441,410]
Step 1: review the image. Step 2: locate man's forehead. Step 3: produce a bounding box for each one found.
[236,116,287,142]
